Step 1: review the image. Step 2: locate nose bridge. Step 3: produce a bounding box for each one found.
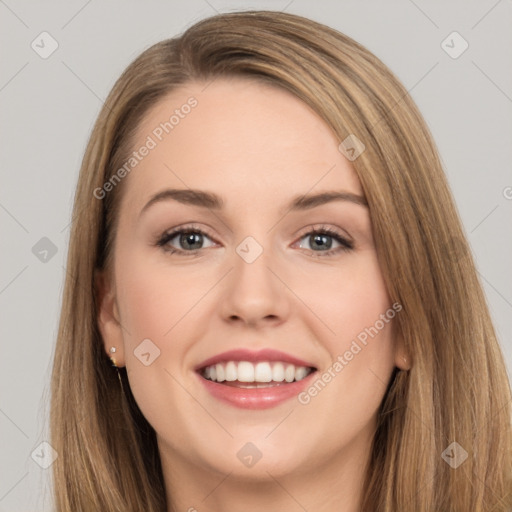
[221,232,289,325]
[233,233,277,296]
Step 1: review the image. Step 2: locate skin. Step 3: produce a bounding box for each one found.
[96,77,410,512]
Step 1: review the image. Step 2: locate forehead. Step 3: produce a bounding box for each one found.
[121,77,363,213]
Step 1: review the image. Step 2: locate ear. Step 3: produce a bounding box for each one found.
[95,269,126,367]
[394,332,412,371]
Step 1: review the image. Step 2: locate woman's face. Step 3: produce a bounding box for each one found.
[97,77,407,485]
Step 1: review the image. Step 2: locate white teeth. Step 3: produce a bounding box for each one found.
[254,362,272,382]
[225,361,237,381]
[215,363,225,382]
[272,362,285,382]
[284,364,295,383]
[237,361,254,382]
[202,360,313,384]
[295,366,308,381]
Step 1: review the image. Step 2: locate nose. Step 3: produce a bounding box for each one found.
[220,241,290,328]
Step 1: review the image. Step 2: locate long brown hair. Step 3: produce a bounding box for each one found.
[50,10,512,511]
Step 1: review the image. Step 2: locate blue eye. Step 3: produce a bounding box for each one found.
[297,227,353,256]
[156,224,353,257]
[156,226,216,254]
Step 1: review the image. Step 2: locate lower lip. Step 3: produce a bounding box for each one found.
[196,371,316,409]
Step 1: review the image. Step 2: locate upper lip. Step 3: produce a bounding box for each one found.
[195,348,317,371]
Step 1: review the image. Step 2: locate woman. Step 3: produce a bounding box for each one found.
[50,10,512,511]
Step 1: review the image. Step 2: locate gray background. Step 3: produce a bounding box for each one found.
[1,1,511,510]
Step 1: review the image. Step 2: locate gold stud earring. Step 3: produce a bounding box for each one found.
[109,346,117,367]
[108,346,125,391]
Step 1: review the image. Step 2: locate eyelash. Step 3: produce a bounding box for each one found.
[155,223,354,258]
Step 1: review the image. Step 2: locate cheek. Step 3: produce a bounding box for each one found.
[293,250,393,347]
[112,250,202,424]
[294,251,397,408]
[114,249,207,342]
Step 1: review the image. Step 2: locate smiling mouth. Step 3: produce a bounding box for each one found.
[199,360,317,388]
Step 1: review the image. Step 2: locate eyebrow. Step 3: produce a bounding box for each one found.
[139,188,368,219]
